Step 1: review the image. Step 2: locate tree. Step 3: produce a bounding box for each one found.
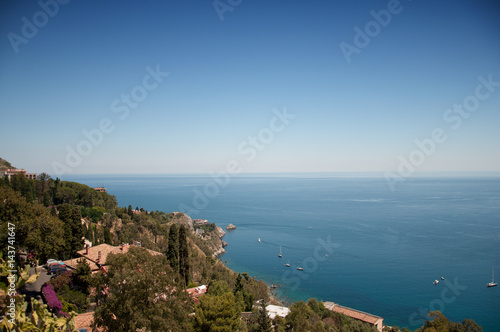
[179,225,190,285]
[167,224,179,272]
[234,274,244,295]
[72,258,91,295]
[255,301,272,332]
[461,319,483,332]
[416,311,483,332]
[103,227,112,245]
[58,204,84,257]
[234,274,254,312]
[285,301,316,331]
[194,292,241,332]
[55,186,76,205]
[93,246,192,331]
[35,172,53,206]
[0,187,65,262]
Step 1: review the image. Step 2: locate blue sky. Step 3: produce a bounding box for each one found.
[1,0,499,175]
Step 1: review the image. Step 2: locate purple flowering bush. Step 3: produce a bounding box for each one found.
[41,283,62,312]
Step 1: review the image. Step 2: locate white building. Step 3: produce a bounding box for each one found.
[265,305,290,319]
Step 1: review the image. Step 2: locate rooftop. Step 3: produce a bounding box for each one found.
[266,304,290,319]
[323,301,383,328]
[72,243,162,272]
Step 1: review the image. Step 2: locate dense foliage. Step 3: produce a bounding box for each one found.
[414,311,483,332]
[92,246,193,331]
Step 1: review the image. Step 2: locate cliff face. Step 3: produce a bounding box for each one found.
[212,226,226,257]
[171,212,194,232]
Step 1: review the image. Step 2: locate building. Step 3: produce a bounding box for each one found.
[2,168,37,181]
[193,219,209,225]
[323,301,383,332]
[93,187,107,193]
[265,305,290,319]
[63,243,162,273]
[186,285,207,301]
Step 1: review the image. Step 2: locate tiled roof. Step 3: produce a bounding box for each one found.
[74,312,102,331]
[186,285,207,298]
[62,257,99,271]
[76,243,163,270]
[323,301,382,325]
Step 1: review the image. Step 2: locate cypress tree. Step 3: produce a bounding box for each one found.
[70,206,84,253]
[167,224,179,272]
[178,225,190,285]
[256,300,273,332]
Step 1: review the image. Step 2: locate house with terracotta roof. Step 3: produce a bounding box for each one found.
[323,301,383,332]
[63,243,162,273]
[186,285,207,301]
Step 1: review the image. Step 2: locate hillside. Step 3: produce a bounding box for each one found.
[0,157,13,172]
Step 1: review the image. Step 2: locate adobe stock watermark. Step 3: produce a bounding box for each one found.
[7,0,71,54]
[409,277,467,327]
[339,0,409,64]
[177,107,296,216]
[282,236,340,291]
[385,73,500,191]
[51,64,169,175]
[213,0,243,22]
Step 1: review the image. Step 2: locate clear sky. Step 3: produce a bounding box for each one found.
[1,0,499,176]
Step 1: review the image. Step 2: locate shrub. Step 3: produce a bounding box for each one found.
[42,283,62,312]
[49,270,72,292]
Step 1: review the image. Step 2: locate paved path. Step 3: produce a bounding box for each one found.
[23,266,52,313]
[26,266,52,292]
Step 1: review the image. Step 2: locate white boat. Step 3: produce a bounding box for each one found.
[278,245,282,258]
[487,268,498,287]
[285,260,290,267]
[433,280,439,285]
[441,277,445,280]
[258,238,261,242]
[297,267,304,271]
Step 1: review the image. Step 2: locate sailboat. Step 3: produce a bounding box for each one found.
[487,268,498,287]
[285,260,290,267]
[278,245,282,258]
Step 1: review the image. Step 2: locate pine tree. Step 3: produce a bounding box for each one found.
[178,225,190,286]
[194,292,240,332]
[167,224,179,272]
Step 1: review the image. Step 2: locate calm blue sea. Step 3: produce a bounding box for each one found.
[63,174,500,331]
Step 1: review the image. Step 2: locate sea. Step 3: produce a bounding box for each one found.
[62,173,500,331]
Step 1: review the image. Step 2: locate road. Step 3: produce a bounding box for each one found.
[23,266,52,313]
